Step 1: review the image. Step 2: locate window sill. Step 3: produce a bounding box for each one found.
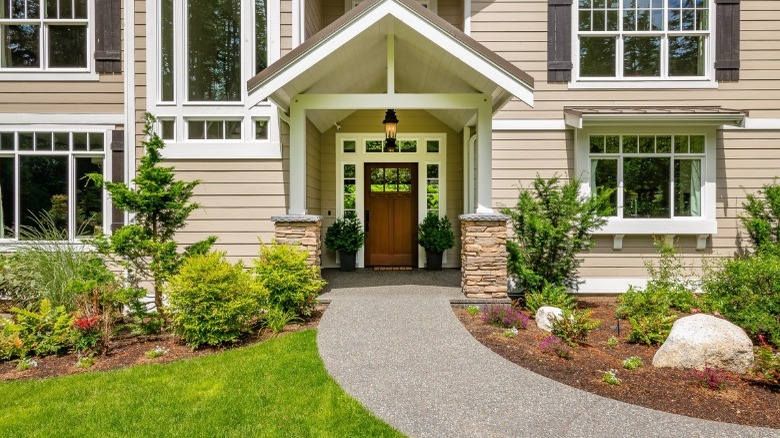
[592,218,717,250]
[0,72,100,82]
[568,80,717,90]
[160,141,282,159]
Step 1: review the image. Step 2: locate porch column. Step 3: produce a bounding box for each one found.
[475,99,493,214]
[459,214,509,298]
[271,215,323,267]
[289,99,307,215]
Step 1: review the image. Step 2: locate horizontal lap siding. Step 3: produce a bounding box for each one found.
[469,1,780,120]
[307,119,322,214]
[281,0,293,54]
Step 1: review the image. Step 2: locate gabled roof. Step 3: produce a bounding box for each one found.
[247,0,534,130]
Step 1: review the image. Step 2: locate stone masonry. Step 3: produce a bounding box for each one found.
[271,215,323,267]
[459,214,509,298]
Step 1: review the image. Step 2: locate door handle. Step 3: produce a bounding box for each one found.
[365,210,369,232]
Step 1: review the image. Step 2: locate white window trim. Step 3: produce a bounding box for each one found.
[575,125,717,238]
[0,0,98,80]
[335,132,447,268]
[0,124,112,245]
[571,0,717,88]
[346,0,436,13]
[146,0,282,159]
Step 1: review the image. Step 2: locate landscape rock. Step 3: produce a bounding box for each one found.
[652,314,754,373]
[535,306,563,332]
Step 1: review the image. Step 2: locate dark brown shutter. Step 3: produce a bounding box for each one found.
[547,0,573,82]
[715,0,740,81]
[94,0,121,73]
[110,130,125,231]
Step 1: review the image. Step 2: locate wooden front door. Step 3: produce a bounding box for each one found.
[364,163,418,266]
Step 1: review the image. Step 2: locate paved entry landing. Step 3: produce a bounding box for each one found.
[316,283,777,438]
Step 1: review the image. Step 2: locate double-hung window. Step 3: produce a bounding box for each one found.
[150,0,279,158]
[0,129,105,241]
[576,0,711,80]
[0,0,89,71]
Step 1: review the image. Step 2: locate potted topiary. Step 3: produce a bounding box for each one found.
[418,212,455,270]
[324,214,365,271]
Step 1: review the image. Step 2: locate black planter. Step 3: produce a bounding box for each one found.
[339,251,357,271]
[425,250,443,271]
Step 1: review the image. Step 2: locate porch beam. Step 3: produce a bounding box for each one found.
[289,100,307,215]
[293,93,489,110]
[475,99,493,214]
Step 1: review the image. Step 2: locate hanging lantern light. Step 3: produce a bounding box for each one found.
[383,109,398,152]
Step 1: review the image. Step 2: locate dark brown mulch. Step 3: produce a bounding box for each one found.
[455,298,780,429]
[0,308,323,382]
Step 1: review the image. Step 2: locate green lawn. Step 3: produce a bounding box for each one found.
[0,330,402,437]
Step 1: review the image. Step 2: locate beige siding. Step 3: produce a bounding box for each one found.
[281,0,293,55]
[319,109,463,268]
[305,0,324,39]
[467,0,780,120]
[320,0,462,31]
[306,119,322,213]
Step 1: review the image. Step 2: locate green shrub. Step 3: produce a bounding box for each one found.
[550,308,601,346]
[167,252,265,349]
[0,254,39,309]
[701,252,780,347]
[525,283,575,315]
[265,307,298,334]
[417,212,455,253]
[324,214,365,253]
[753,346,780,386]
[503,175,611,293]
[622,356,644,370]
[617,285,672,319]
[253,242,326,318]
[643,238,698,313]
[0,299,76,360]
[626,313,677,346]
[740,179,780,254]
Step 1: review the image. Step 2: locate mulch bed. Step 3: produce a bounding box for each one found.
[455,298,780,429]
[0,308,323,382]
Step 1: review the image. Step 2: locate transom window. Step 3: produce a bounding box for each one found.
[577,0,710,79]
[1,0,89,70]
[0,130,105,240]
[590,134,704,219]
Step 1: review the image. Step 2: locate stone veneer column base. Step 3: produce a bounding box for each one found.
[271,215,323,267]
[459,214,509,299]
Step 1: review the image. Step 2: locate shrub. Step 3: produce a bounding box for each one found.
[701,252,780,347]
[253,242,326,318]
[481,305,529,329]
[466,305,480,317]
[753,346,780,386]
[502,175,611,293]
[616,285,672,320]
[740,179,780,254]
[525,283,575,315]
[145,346,169,359]
[417,212,455,253]
[0,299,76,360]
[626,313,677,346]
[550,308,601,346]
[265,307,298,334]
[324,214,365,254]
[167,252,265,349]
[0,254,38,309]
[688,367,733,391]
[622,356,644,370]
[606,336,619,347]
[603,369,621,385]
[643,238,698,313]
[16,358,37,371]
[539,335,572,359]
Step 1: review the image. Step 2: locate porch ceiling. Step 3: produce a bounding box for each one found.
[247,0,534,133]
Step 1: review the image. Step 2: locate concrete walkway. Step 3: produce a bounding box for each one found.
[317,270,778,438]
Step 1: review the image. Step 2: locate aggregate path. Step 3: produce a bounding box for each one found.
[316,271,778,438]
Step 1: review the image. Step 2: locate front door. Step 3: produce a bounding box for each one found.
[364,163,418,266]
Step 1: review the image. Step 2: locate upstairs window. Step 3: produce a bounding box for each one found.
[576,0,710,80]
[0,0,89,70]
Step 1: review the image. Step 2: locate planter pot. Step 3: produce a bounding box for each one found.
[425,250,443,271]
[338,251,357,271]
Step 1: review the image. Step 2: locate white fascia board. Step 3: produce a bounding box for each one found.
[248,0,533,108]
[0,113,124,126]
[724,118,780,130]
[294,93,488,109]
[576,278,649,294]
[575,114,744,127]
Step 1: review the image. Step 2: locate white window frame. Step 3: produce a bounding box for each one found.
[571,0,716,89]
[335,132,447,268]
[0,124,111,245]
[0,0,98,80]
[576,125,717,237]
[146,0,282,159]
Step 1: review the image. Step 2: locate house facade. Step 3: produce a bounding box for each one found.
[1,0,777,296]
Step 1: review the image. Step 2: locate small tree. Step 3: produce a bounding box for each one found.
[89,113,216,312]
[741,180,780,255]
[503,175,611,293]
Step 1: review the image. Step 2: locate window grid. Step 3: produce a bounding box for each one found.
[576,0,710,80]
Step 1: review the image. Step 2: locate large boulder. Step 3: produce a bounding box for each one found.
[535,306,563,332]
[652,314,754,373]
